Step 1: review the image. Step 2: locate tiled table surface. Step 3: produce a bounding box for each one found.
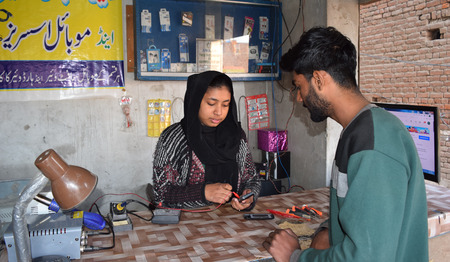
[78,188,330,262]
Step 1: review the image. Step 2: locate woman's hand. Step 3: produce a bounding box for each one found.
[231,189,254,211]
[204,183,232,204]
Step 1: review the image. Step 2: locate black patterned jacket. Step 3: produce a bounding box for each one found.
[152,122,261,209]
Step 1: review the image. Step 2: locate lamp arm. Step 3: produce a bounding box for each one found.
[12,173,49,262]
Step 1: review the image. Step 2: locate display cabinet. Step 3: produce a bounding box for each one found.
[134,0,282,81]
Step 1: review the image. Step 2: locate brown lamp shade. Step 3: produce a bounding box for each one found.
[34,149,98,210]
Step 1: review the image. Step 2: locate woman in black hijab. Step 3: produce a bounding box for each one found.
[152,71,261,210]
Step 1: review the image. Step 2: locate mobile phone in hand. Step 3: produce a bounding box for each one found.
[239,192,254,202]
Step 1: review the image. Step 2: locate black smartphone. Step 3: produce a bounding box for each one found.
[239,192,255,202]
[243,213,274,220]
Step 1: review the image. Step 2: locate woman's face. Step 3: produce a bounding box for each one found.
[198,85,231,127]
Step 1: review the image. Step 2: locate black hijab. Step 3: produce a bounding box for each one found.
[180,71,241,192]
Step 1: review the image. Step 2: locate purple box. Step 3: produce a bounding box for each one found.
[257,128,288,152]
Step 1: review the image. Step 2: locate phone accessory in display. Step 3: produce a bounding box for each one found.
[181,11,193,26]
[245,94,270,130]
[224,16,234,39]
[147,45,161,72]
[187,63,197,72]
[259,16,269,40]
[147,99,172,137]
[159,8,171,32]
[179,34,189,62]
[260,42,271,61]
[161,48,171,71]
[141,9,152,33]
[120,94,133,128]
[256,62,275,73]
[243,16,254,38]
[249,45,259,60]
[140,50,147,71]
[205,15,215,39]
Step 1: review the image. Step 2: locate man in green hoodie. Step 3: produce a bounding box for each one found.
[262,27,428,262]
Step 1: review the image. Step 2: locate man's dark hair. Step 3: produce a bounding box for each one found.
[280,27,358,90]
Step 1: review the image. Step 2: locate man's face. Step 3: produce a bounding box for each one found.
[292,72,331,123]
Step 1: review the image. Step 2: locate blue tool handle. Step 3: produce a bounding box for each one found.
[48,199,60,212]
[83,212,106,230]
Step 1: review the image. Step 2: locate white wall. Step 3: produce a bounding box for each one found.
[274,0,329,190]
[325,0,360,185]
[270,0,360,189]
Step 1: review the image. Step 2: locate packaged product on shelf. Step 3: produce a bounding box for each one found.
[159,8,171,32]
[141,9,152,33]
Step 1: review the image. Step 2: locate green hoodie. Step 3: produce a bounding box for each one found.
[293,105,429,262]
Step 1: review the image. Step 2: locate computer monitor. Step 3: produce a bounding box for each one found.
[375,103,440,183]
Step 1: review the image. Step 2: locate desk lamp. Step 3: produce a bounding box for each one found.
[12,149,97,262]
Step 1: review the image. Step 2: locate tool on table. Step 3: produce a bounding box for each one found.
[266,209,303,220]
[287,206,311,221]
[300,205,322,217]
[109,201,133,232]
[286,205,322,220]
[232,191,255,202]
[307,205,323,217]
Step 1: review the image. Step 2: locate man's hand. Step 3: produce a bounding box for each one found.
[204,183,232,204]
[310,228,330,250]
[263,228,300,262]
[231,189,253,211]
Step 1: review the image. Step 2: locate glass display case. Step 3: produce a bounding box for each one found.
[134,0,282,81]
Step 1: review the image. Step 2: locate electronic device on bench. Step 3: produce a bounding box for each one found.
[4,213,83,261]
[376,103,440,183]
[109,202,133,232]
[152,208,181,224]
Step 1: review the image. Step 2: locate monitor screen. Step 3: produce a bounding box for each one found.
[375,103,440,183]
